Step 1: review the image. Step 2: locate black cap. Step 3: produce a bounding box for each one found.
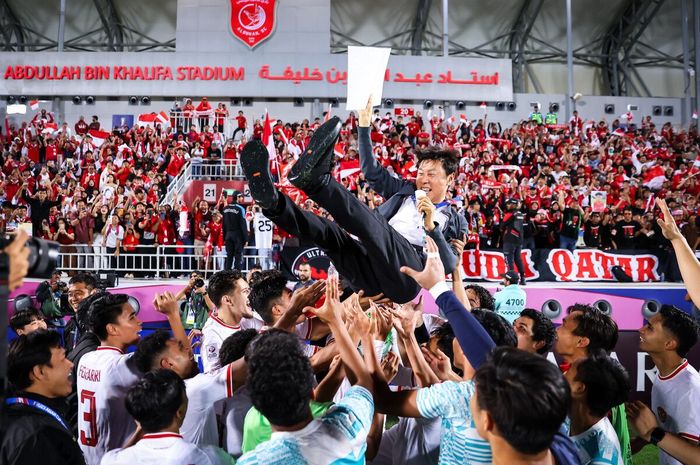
[231,190,242,198]
[505,198,520,205]
[501,270,520,283]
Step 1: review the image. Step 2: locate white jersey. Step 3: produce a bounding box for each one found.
[181,364,236,446]
[201,314,262,373]
[651,359,700,465]
[253,212,273,249]
[76,346,141,465]
[101,432,235,465]
[222,385,253,458]
[570,417,624,465]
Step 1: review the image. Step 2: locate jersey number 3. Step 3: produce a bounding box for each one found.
[79,389,98,446]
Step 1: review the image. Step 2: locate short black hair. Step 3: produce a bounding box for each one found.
[574,349,631,417]
[475,347,570,455]
[125,369,186,433]
[567,304,619,354]
[430,323,457,365]
[520,308,556,354]
[69,272,98,290]
[7,329,63,391]
[9,308,43,332]
[465,284,495,311]
[207,269,244,307]
[132,330,171,373]
[246,330,314,427]
[415,146,459,176]
[219,329,258,366]
[472,309,517,348]
[248,270,288,324]
[658,305,699,357]
[86,293,130,340]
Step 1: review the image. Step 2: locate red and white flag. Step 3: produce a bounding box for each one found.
[29,100,39,111]
[41,122,58,135]
[88,129,110,147]
[137,111,170,128]
[338,159,360,179]
[611,127,625,137]
[263,110,276,160]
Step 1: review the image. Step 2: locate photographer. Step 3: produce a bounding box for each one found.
[176,272,215,330]
[35,271,66,327]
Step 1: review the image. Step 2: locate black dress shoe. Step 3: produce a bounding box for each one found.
[289,116,342,192]
[240,140,279,210]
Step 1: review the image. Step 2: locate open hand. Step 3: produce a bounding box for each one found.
[308,276,342,325]
[655,198,682,241]
[289,280,326,314]
[380,351,400,382]
[400,236,446,290]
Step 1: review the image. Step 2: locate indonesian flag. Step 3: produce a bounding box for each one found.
[137,111,170,128]
[29,100,39,111]
[263,110,276,160]
[41,122,58,135]
[644,165,666,190]
[403,159,417,175]
[611,127,626,137]
[88,129,110,147]
[645,193,656,213]
[338,159,360,179]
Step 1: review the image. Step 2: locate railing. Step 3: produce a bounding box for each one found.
[161,160,245,207]
[168,110,248,142]
[57,244,275,278]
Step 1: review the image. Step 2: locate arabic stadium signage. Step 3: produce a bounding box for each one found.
[0,52,513,101]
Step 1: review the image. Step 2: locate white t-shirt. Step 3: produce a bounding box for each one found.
[369,416,441,465]
[253,212,273,250]
[101,432,235,465]
[76,346,141,465]
[201,314,262,373]
[651,359,700,465]
[570,417,624,465]
[222,385,253,459]
[388,197,449,247]
[104,223,124,248]
[181,364,236,446]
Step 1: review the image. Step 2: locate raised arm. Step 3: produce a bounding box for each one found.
[657,198,700,308]
[358,99,409,199]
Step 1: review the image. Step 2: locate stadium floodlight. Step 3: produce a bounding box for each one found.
[243,99,253,107]
[495,102,505,111]
[507,102,517,111]
[128,96,138,105]
[663,106,674,116]
[549,103,560,113]
[18,96,27,104]
[293,97,304,107]
[329,98,339,108]
[383,98,394,108]
[6,96,16,104]
[652,106,662,116]
[455,101,466,110]
[86,96,95,105]
[72,96,82,105]
[423,100,433,109]
[604,104,615,114]
[141,96,151,105]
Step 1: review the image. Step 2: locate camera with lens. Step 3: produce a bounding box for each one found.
[194,278,205,289]
[0,235,60,279]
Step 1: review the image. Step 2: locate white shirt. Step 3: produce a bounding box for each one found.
[201,314,262,373]
[222,386,253,458]
[101,432,235,465]
[388,197,449,247]
[570,417,624,465]
[181,364,236,446]
[104,223,124,248]
[76,346,141,465]
[651,359,700,465]
[253,212,273,250]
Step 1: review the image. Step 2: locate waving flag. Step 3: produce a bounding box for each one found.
[263,109,276,160]
[29,100,39,111]
[88,129,110,147]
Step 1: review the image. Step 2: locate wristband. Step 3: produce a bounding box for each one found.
[649,427,666,445]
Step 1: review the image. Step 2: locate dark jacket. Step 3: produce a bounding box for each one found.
[501,211,524,245]
[222,203,249,243]
[358,127,467,272]
[0,392,86,465]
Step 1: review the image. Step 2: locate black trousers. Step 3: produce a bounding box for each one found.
[265,178,422,303]
[503,241,525,277]
[224,238,244,270]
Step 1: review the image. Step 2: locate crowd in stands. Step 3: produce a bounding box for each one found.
[1,101,699,278]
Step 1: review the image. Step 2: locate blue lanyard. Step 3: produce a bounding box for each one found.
[412,195,449,210]
[5,397,69,431]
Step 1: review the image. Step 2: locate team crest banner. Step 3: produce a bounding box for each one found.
[229,0,277,49]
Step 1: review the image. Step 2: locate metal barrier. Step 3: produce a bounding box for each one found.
[57,244,273,278]
[161,159,245,207]
[168,110,245,140]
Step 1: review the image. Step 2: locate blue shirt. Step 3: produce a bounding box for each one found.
[493,285,527,324]
[416,380,492,465]
[237,386,373,465]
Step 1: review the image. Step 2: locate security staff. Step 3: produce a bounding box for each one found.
[494,270,527,324]
[222,190,249,270]
[545,111,558,125]
[529,109,544,125]
[501,198,526,285]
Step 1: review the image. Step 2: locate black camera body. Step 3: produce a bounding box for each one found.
[194,278,205,289]
[0,235,60,279]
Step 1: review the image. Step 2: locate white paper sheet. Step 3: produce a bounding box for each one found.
[346,46,391,111]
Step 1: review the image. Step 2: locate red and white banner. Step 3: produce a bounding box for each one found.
[229,0,277,49]
[263,109,276,160]
[337,159,360,179]
[137,111,170,127]
[87,129,110,147]
[394,108,415,117]
[29,99,39,110]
